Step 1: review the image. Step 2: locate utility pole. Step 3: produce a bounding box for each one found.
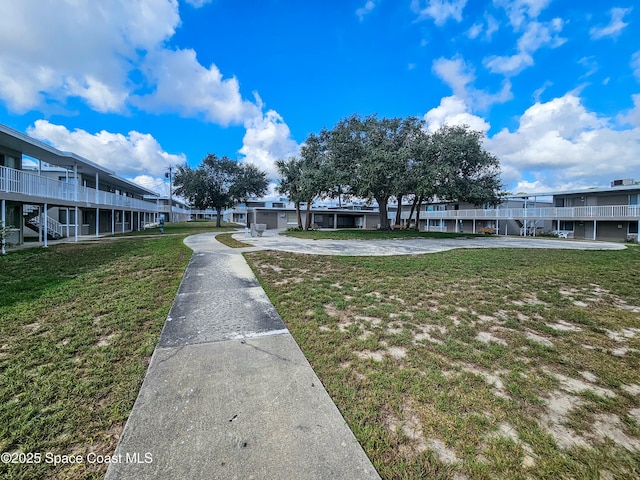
[165,165,173,223]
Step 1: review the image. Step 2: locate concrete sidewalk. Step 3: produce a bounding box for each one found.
[106,232,380,480]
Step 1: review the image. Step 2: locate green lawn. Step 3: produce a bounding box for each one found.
[244,246,640,479]
[215,232,253,248]
[0,221,228,480]
[282,229,492,240]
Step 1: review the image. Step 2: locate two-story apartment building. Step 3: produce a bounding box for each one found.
[1,123,161,248]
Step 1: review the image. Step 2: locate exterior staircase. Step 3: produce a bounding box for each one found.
[23,205,65,240]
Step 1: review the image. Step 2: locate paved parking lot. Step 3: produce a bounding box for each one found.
[234,230,626,256]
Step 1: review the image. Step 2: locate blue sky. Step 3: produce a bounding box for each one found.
[1,0,639,197]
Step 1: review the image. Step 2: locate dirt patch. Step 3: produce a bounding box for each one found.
[546,320,582,332]
[427,438,459,464]
[590,414,640,451]
[387,346,407,359]
[544,369,616,398]
[97,333,117,347]
[476,331,507,346]
[355,350,385,362]
[525,331,554,347]
[621,384,640,396]
[461,364,509,400]
[540,390,588,449]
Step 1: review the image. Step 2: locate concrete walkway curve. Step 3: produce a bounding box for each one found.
[232,229,626,256]
[106,232,381,480]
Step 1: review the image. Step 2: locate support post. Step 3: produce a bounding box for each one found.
[1,199,6,254]
[111,209,115,235]
[43,203,48,248]
[96,208,99,237]
[593,220,597,240]
[75,207,79,242]
[122,210,126,233]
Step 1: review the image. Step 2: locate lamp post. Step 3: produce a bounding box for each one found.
[165,166,173,223]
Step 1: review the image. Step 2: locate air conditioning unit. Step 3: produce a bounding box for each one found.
[611,179,634,187]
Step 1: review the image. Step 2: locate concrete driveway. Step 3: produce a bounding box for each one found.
[233,230,626,256]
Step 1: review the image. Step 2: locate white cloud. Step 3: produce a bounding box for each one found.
[617,94,640,127]
[411,0,467,26]
[632,51,640,81]
[356,1,376,21]
[467,23,483,39]
[0,0,180,113]
[590,7,632,40]
[486,94,640,190]
[134,48,259,126]
[184,0,213,7]
[484,19,565,76]
[432,56,475,98]
[432,56,513,108]
[493,0,551,29]
[27,120,186,179]
[238,110,300,179]
[132,174,172,196]
[424,96,490,133]
[467,15,499,40]
[484,53,534,76]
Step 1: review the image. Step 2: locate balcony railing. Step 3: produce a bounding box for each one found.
[1,165,157,212]
[415,205,640,221]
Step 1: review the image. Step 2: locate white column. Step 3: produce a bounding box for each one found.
[557,219,560,233]
[473,219,476,234]
[95,208,99,237]
[496,219,499,235]
[111,209,115,235]
[593,220,597,240]
[122,210,125,233]
[334,213,337,229]
[1,199,6,254]
[66,208,70,238]
[43,203,48,248]
[95,173,99,203]
[74,164,78,201]
[75,207,79,242]
[38,206,42,242]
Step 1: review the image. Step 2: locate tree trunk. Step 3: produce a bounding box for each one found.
[216,207,222,228]
[377,195,390,230]
[408,196,418,229]
[394,194,403,227]
[295,201,302,229]
[414,195,423,231]
[305,200,312,230]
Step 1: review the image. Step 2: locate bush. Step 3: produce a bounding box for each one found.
[286,226,304,232]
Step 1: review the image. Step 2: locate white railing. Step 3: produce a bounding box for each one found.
[1,165,157,212]
[28,214,65,238]
[416,205,640,221]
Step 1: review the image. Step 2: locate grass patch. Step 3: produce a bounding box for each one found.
[245,247,640,479]
[281,229,492,240]
[215,232,253,248]
[0,222,226,479]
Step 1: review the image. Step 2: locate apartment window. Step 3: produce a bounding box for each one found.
[286,211,297,223]
[272,202,284,208]
[630,222,639,234]
[428,219,440,227]
[559,221,574,231]
[630,194,638,206]
[58,209,76,224]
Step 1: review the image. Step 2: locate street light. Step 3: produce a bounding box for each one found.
[165,166,173,223]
